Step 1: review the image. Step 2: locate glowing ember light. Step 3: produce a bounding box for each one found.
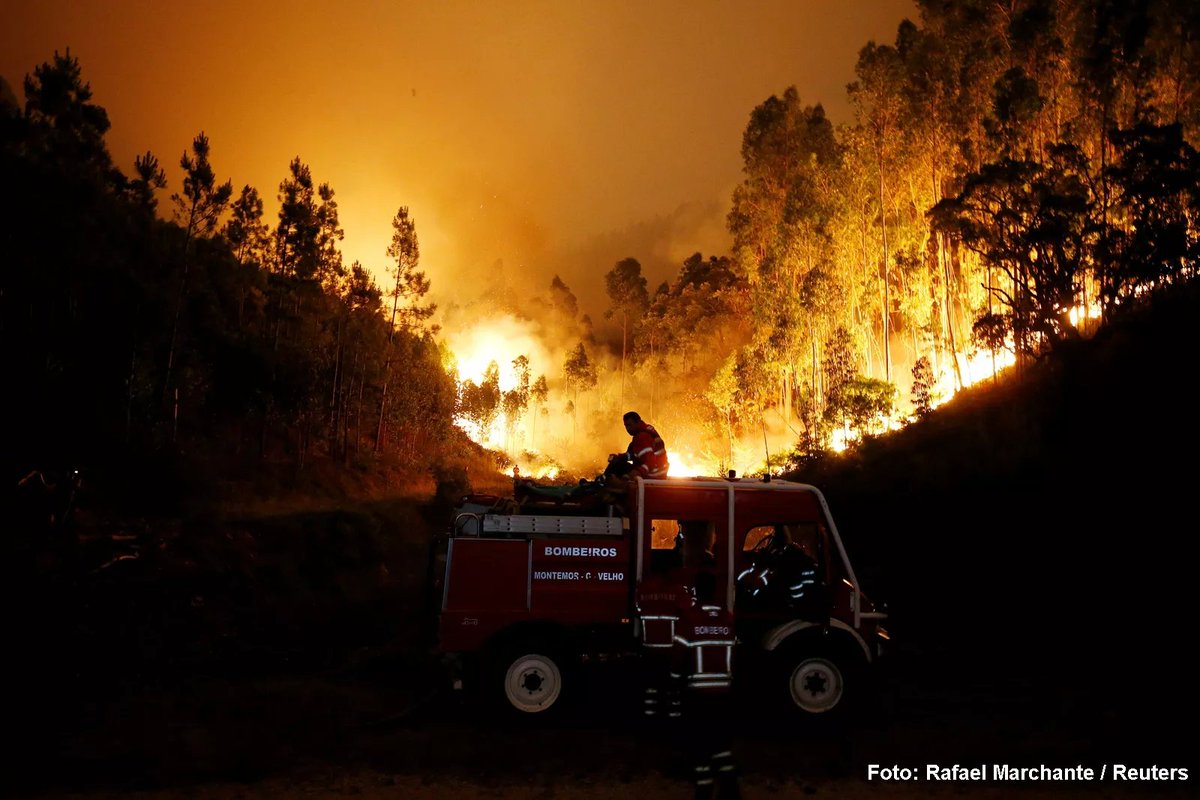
[669,441,779,480]
[930,346,1018,411]
[512,459,560,480]
[452,415,504,449]
[1068,302,1102,328]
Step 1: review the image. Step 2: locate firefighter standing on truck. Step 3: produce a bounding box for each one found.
[671,569,740,800]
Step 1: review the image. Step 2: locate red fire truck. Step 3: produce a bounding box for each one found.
[433,474,888,718]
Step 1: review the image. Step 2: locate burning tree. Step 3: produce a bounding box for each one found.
[563,342,597,444]
[459,361,502,439]
[501,355,531,452]
[604,257,649,402]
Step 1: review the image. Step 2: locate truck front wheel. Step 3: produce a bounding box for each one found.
[499,647,565,715]
[787,653,846,714]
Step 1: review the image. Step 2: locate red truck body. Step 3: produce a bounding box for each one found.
[435,475,888,716]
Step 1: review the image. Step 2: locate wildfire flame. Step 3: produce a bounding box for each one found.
[930,346,1017,411]
[445,316,554,451]
[443,301,1103,483]
[667,451,707,478]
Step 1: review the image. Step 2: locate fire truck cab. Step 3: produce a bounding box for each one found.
[434,475,887,718]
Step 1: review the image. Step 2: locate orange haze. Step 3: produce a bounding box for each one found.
[2,0,916,318]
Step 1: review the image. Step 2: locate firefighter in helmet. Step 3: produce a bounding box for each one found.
[670,569,740,800]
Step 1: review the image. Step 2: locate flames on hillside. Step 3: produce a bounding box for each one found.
[441,313,718,480]
[441,302,1101,480]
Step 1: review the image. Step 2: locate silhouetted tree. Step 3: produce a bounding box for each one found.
[931,144,1095,355]
[910,355,935,418]
[163,131,233,416]
[22,49,113,175]
[376,205,434,453]
[224,185,269,266]
[128,151,166,215]
[1105,122,1200,302]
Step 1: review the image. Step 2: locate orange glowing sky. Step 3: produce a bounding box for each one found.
[2,0,916,314]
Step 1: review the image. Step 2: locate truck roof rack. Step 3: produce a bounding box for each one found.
[482,514,624,536]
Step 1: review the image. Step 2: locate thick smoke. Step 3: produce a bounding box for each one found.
[431,191,750,478]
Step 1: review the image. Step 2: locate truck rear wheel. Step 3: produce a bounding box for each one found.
[499,646,566,715]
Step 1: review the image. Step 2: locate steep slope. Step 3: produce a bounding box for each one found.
[791,281,1199,755]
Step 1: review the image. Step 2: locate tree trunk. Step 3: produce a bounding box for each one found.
[162,223,195,406]
[940,233,964,390]
[810,328,819,433]
[125,347,136,445]
[330,316,343,439]
[726,409,734,471]
[376,290,400,453]
[877,142,892,383]
[649,335,655,419]
[355,367,365,457]
[375,373,389,454]
[859,201,875,375]
[342,374,352,466]
[620,311,627,404]
[260,402,269,459]
[298,414,307,471]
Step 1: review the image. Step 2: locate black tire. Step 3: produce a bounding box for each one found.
[778,635,865,719]
[492,641,570,717]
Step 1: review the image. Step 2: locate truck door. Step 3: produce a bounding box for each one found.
[637,483,733,609]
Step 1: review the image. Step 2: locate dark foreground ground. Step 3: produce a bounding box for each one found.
[9,487,1196,800]
[11,631,1196,800]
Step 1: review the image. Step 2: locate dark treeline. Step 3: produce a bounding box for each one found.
[0,53,460,502]
[592,0,1200,465]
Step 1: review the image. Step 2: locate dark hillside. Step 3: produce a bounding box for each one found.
[793,281,1200,761]
[6,436,511,777]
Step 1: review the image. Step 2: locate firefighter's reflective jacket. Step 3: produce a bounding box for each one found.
[627,422,670,478]
[670,603,736,694]
[636,573,692,648]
